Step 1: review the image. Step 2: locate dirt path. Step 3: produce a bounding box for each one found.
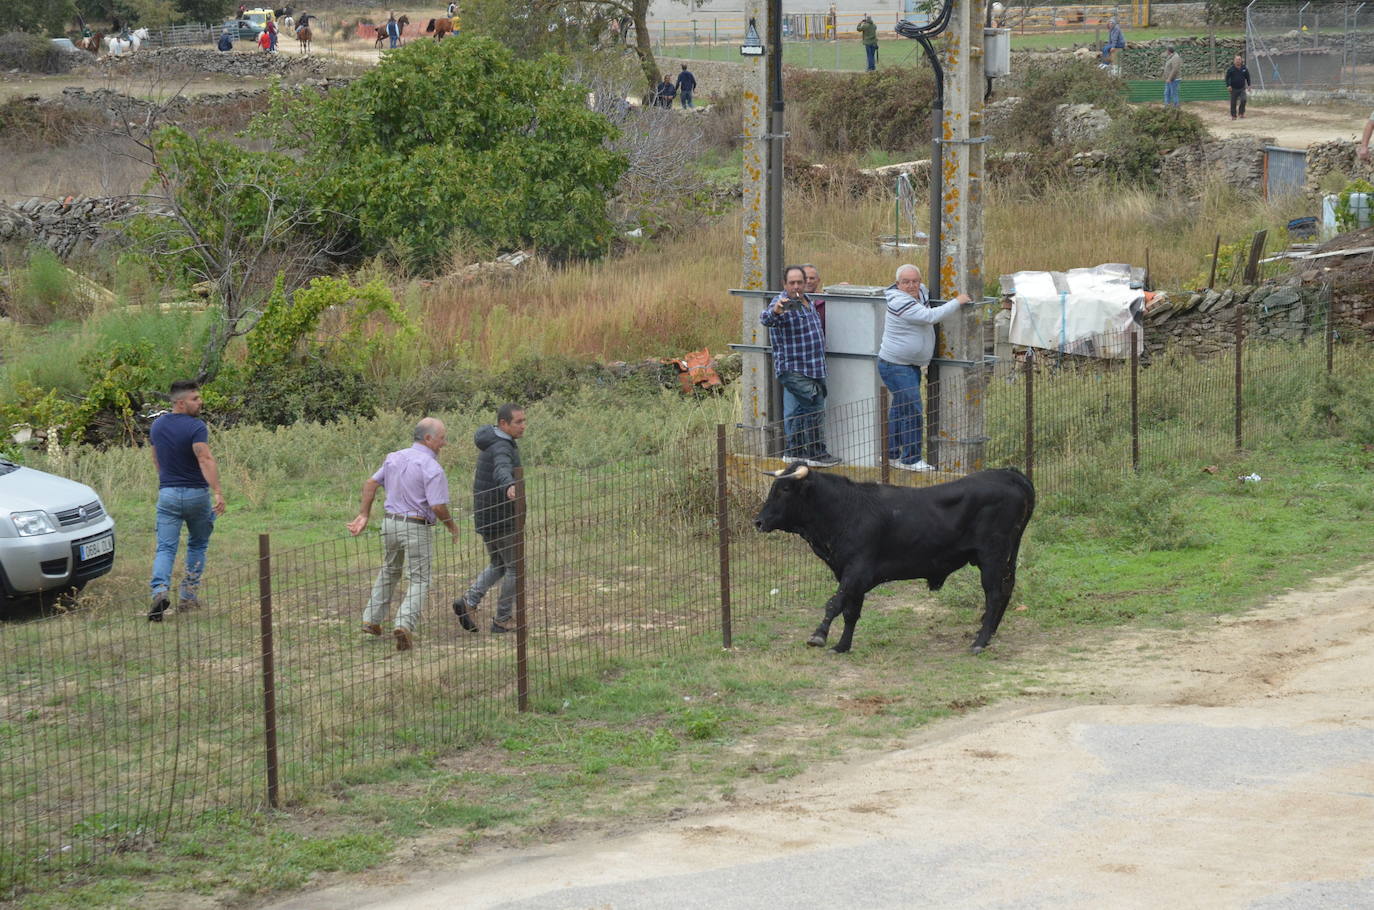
[264,563,1374,909]
[1189,98,1371,148]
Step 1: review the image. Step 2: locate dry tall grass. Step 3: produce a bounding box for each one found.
[415,177,1305,369]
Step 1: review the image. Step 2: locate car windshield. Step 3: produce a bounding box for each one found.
[0,458,18,477]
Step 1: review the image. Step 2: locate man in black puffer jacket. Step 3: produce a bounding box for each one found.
[454,403,526,634]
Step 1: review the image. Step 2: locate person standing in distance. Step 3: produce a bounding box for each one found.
[348,418,459,651]
[802,262,826,333]
[1162,46,1182,108]
[857,12,879,71]
[761,266,841,467]
[879,265,969,472]
[676,63,697,109]
[148,380,226,621]
[455,405,526,635]
[1224,54,1250,120]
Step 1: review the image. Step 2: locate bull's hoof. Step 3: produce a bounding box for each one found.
[969,643,987,655]
[830,644,851,654]
[806,634,827,647]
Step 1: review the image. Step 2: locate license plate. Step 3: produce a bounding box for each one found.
[80,536,114,561]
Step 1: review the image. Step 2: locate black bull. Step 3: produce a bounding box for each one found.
[753,465,1035,654]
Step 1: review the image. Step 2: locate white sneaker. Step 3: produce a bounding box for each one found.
[895,459,935,472]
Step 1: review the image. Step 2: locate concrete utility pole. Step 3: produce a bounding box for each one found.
[930,0,987,473]
[738,0,782,451]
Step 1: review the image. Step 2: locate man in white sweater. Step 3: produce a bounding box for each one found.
[878,264,970,472]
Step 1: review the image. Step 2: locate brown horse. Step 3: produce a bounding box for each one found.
[425,16,452,40]
[76,32,103,54]
[373,14,408,49]
[295,25,311,53]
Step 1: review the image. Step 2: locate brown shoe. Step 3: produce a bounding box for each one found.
[393,627,413,651]
[361,622,382,636]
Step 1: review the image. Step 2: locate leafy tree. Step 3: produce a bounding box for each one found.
[12,0,77,34]
[271,36,626,267]
[464,0,683,99]
[137,124,349,383]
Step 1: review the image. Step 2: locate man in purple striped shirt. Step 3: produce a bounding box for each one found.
[760,265,841,467]
[347,417,459,651]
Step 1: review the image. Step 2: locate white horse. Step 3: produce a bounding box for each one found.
[104,26,149,55]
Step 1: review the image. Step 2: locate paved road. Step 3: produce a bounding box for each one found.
[267,567,1374,909]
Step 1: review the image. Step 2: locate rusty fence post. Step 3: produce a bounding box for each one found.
[257,533,279,809]
[1234,304,1244,452]
[878,386,890,484]
[1129,328,1140,471]
[1023,350,1034,485]
[1207,234,1220,290]
[716,425,732,649]
[513,466,529,712]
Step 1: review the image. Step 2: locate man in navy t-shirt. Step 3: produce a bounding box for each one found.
[148,380,226,621]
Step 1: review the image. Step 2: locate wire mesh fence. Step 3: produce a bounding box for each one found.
[1245,0,1374,90]
[2,302,1369,895]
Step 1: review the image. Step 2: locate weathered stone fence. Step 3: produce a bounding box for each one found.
[0,197,160,259]
[91,46,328,77]
[1144,283,1318,359]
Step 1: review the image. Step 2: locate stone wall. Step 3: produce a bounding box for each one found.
[1160,136,1269,193]
[92,45,327,77]
[0,196,157,259]
[1143,283,1322,359]
[1120,37,1246,77]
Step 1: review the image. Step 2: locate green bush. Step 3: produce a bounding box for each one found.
[788,66,937,155]
[237,357,377,427]
[1001,62,1127,149]
[4,248,82,324]
[256,37,627,269]
[0,32,71,74]
[1100,106,1206,184]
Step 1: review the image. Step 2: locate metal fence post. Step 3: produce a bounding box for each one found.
[1130,328,1140,471]
[1023,351,1034,484]
[513,466,529,712]
[257,533,280,809]
[716,425,733,649]
[879,385,891,484]
[1234,303,1244,451]
[1326,292,1334,374]
[1208,234,1220,289]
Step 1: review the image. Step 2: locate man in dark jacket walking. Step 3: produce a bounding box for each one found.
[454,404,526,634]
[1224,54,1250,120]
[675,63,697,109]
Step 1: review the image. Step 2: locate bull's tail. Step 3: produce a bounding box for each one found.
[426,17,436,32]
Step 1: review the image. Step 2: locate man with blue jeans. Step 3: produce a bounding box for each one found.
[348,418,459,651]
[1162,47,1182,107]
[761,265,841,467]
[148,380,226,621]
[858,13,878,71]
[879,265,969,472]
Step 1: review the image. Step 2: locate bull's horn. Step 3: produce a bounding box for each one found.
[792,465,810,478]
[758,468,786,477]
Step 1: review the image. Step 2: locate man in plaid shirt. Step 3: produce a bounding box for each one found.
[760,265,841,467]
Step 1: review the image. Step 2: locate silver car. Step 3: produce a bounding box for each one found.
[0,458,116,598]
